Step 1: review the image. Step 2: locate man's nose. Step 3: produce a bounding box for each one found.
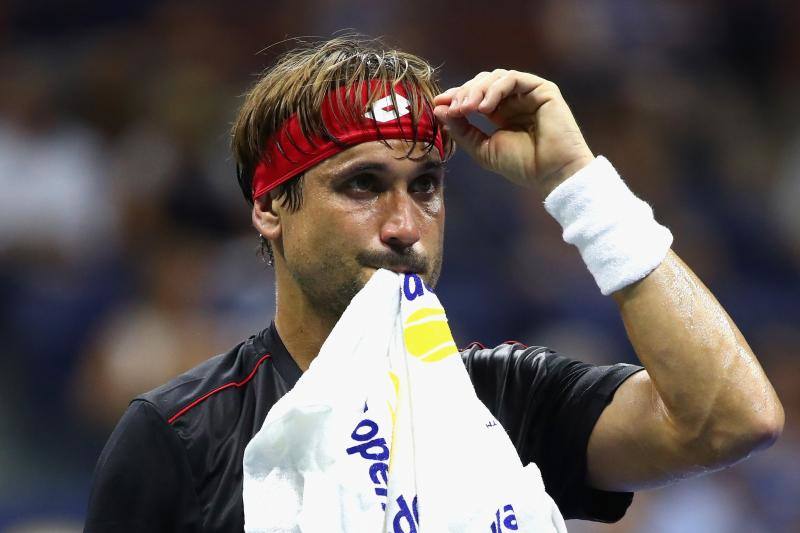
[379,191,421,250]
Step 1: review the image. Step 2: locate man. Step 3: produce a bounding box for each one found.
[85,37,783,531]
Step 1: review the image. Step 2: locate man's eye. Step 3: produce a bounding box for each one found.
[410,175,439,195]
[346,174,375,193]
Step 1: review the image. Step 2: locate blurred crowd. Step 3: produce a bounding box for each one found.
[1,0,798,531]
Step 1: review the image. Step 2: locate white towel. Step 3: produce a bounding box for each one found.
[243,269,567,532]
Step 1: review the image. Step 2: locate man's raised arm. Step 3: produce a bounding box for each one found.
[432,69,784,491]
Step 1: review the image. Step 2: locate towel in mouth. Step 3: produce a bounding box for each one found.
[242,269,567,532]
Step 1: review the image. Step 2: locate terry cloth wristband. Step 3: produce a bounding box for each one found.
[544,156,673,295]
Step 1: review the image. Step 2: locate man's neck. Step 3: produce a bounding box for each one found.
[272,269,338,372]
[274,310,334,372]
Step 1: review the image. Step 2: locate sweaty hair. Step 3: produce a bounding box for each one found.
[231,35,453,213]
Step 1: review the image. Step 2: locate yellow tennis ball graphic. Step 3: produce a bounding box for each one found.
[403,307,458,363]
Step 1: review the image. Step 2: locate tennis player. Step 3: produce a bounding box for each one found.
[84,36,783,532]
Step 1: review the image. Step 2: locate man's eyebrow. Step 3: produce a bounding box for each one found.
[418,160,446,173]
[335,158,445,176]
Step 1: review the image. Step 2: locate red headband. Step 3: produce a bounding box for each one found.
[251,81,445,200]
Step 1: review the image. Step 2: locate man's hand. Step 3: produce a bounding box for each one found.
[433,70,594,197]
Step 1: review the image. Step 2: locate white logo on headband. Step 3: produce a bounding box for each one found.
[366,93,411,123]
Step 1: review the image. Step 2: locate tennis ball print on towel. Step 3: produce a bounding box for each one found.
[401,274,458,363]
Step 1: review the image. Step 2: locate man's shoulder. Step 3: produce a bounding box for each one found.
[459,340,554,370]
[135,331,275,431]
[459,339,643,416]
[460,339,642,387]
[87,334,276,533]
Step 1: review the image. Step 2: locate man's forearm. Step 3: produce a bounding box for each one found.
[612,250,784,464]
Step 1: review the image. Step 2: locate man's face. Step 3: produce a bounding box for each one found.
[273,139,446,321]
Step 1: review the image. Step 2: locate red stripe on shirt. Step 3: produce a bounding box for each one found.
[168,353,272,425]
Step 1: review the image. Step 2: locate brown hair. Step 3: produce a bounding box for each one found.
[231,35,453,211]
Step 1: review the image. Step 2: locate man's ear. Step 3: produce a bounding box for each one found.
[252,194,281,241]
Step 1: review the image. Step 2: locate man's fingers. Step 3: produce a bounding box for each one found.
[433,73,488,106]
[463,84,489,113]
[433,104,490,166]
[435,70,555,119]
[435,70,503,116]
[462,71,501,112]
[479,72,554,114]
[477,73,520,114]
[452,70,505,115]
[433,87,457,105]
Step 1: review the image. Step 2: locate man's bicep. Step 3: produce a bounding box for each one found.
[587,370,706,492]
[85,401,200,532]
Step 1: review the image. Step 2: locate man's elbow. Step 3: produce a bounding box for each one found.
[703,399,785,467]
[736,407,784,454]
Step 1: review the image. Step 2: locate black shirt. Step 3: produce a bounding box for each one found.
[84,323,642,532]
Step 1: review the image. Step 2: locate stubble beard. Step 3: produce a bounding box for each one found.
[289,246,443,325]
[289,251,364,325]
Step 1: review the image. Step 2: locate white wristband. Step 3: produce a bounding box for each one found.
[544,156,673,295]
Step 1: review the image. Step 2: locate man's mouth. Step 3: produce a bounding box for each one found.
[368,265,420,274]
[358,250,428,276]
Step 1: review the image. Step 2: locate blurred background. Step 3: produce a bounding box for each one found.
[1,0,798,531]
